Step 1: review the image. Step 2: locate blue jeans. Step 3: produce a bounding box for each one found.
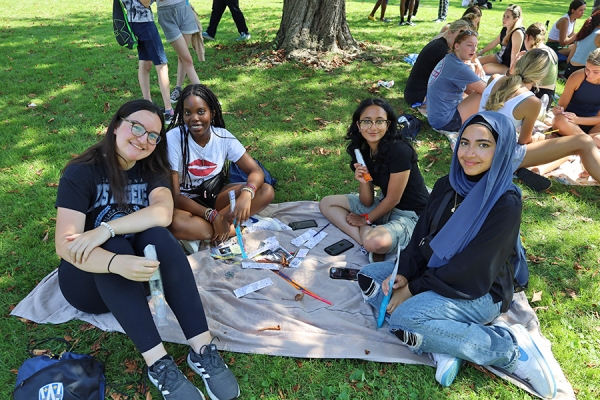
[359,262,519,371]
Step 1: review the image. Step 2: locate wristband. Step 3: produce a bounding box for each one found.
[101,222,115,238]
[241,187,255,199]
[204,208,214,221]
[361,213,372,225]
[245,183,257,192]
[107,254,118,273]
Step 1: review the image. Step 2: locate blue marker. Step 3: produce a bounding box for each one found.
[377,245,401,329]
[229,190,248,259]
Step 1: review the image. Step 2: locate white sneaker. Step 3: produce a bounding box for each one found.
[430,353,463,387]
[508,324,557,399]
[180,239,200,254]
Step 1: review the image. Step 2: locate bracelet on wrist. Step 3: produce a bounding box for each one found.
[361,213,372,225]
[204,208,214,221]
[107,254,118,273]
[208,210,219,223]
[244,183,257,192]
[241,187,255,199]
[101,222,115,238]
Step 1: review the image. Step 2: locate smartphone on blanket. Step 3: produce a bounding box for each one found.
[329,267,360,281]
[288,219,318,230]
[324,239,354,256]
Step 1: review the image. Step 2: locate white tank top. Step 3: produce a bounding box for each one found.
[478,76,534,129]
[548,14,575,41]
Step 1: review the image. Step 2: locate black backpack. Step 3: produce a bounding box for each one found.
[397,114,423,141]
[113,0,137,49]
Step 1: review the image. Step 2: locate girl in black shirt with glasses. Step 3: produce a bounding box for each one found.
[320,98,429,262]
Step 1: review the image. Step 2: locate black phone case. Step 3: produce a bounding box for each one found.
[329,267,360,281]
[288,220,318,230]
[324,239,354,256]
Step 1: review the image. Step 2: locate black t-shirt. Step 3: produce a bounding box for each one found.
[352,141,429,214]
[405,37,450,105]
[499,27,526,67]
[56,162,170,233]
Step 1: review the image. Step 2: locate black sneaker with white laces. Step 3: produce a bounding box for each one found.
[148,355,205,400]
[170,86,182,105]
[187,342,240,400]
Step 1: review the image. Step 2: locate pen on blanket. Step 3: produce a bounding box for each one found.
[544,129,559,135]
[312,222,331,237]
[273,270,333,305]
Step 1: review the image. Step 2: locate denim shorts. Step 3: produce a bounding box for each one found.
[158,2,199,43]
[345,193,419,253]
[438,108,462,132]
[131,22,168,65]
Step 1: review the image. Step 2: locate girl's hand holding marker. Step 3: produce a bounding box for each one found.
[354,149,373,182]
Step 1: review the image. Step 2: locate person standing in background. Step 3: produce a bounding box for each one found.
[368,0,391,23]
[122,0,174,124]
[202,0,251,41]
[434,0,449,23]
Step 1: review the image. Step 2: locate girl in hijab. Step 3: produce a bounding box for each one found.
[358,112,557,399]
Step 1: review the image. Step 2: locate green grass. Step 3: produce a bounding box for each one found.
[1,0,599,398]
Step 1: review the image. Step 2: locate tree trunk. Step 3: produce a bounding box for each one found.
[275,0,357,53]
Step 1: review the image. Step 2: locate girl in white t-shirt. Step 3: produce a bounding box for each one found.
[166,84,274,248]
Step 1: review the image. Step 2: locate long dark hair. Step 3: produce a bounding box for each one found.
[568,0,586,15]
[576,9,600,41]
[64,99,170,205]
[345,98,415,176]
[168,84,228,188]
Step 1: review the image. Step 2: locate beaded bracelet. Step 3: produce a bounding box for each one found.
[208,210,219,223]
[241,187,255,199]
[245,183,257,192]
[204,208,214,221]
[101,222,115,238]
[107,254,118,273]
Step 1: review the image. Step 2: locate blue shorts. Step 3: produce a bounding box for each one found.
[131,21,168,65]
[439,108,462,132]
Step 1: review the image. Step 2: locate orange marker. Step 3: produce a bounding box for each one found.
[354,149,373,182]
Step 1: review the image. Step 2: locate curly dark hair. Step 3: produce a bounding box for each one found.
[168,84,230,188]
[345,98,415,177]
[64,99,170,205]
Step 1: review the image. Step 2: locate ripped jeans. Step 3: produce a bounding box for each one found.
[358,262,519,371]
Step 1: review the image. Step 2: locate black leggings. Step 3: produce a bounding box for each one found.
[58,227,209,353]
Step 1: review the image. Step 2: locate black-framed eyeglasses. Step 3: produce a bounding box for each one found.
[121,118,162,145]
[358,120,390,129]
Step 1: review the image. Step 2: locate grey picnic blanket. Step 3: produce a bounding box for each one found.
[11,201,575,399]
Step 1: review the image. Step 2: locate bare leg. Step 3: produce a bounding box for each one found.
[362,226,393,254]
[478,54,497,65]
[530,157,570,175]
[142,343,168,367]
[482,62,509,75]
[170,34,200,86]
[319,195,371,244]
[380,1,387,19]
[138,60,153,101]
[169,209,215,241]
[458,92,482,123]
[370,0,382,17]
[552,113,588,136]
[520,135,600,182]
[155,63,172,112]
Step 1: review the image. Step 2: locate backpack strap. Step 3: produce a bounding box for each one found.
[428,190,454,236]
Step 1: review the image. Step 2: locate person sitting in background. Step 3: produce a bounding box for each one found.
[320,98,429,263]
[478,5,526,75]
[358,112,557,398]
[553,48,600,144]
[426,30,486,131]
[405,19,472,107]
[547,0,587,56]
[520,23,559,108]
[565,9,600,78]
[482,49,600,187]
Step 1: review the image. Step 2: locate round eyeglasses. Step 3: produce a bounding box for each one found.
[121,118,162,145]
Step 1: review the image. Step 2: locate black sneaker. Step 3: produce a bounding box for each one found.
[516,168,552,192]
[187,342,240,400]
[148,355,205,400]
[170,86,182,105]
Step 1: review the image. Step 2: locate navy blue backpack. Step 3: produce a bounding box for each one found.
[229,159,278,188]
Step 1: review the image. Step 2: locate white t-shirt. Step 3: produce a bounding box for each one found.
[167,126,246,198]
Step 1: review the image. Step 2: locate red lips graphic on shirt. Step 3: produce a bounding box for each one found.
[188,159,217,177]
